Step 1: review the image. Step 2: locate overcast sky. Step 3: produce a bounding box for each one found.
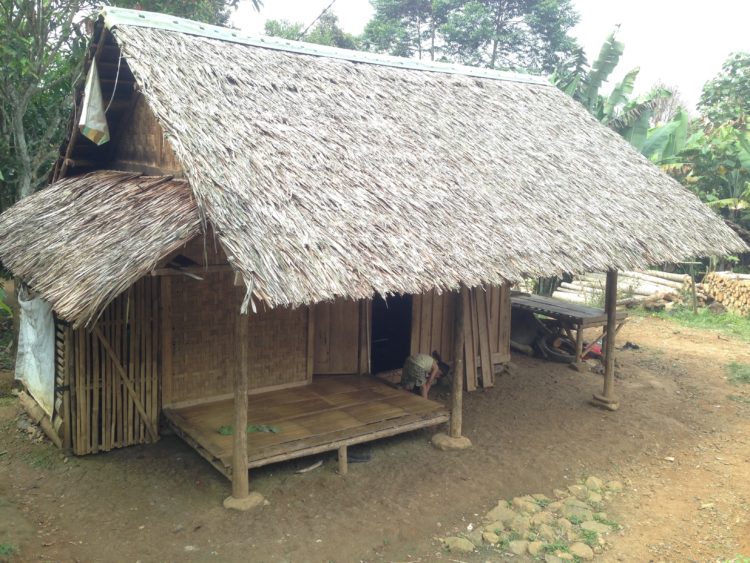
[232,0,750,111]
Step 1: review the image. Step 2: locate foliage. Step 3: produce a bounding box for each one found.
[108,1,249,26]
[0,286,11,318]
[0,543,17,557]
[551,31,672,151]
[265,12,360,49]
[727,362,750,385]
[698,53,750,125]
[363,0,580,73]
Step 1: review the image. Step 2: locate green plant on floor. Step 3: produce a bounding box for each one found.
[568,514,583,525]
[543,539,569,553]
[727,362,750,385]
[580,528,598,546]
[641,307,750,342]
[728,394,750,404]
[593,514,620,529]
[0,542,17,557]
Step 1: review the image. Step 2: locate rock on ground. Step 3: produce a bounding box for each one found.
[569,542,595,560]
[509,539,528,555]
[442,536,475,553]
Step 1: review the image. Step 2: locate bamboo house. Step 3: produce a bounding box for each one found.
[0,7,744,504]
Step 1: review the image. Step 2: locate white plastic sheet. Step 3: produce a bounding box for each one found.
[78,60,110,145]
[16,294,55,416]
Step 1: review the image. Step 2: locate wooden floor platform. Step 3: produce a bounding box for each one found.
[164,375,449,478]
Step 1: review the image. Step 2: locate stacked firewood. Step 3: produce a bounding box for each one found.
[703,272,750,316]
[552,270,698,309]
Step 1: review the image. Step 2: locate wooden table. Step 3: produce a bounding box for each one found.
[511,293,628,363]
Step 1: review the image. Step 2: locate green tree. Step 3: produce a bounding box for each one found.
[697,52,750,125]
[110,0,256,26]
[265,12,359,50]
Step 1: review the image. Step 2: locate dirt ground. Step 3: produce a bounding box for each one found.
[1,314,749,562]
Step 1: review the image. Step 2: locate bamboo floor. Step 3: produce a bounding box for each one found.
[164,375,449,478]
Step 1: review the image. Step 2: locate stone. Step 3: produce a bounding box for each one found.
[556,518,573,531]
[442,537,475,553]
[568,485,589,500]
[537,523,557,541]
[509,515,531,536]
[547,501,563,513]
[527,541,544,556]
[556,553,574,561]
[594,512,608,521]
[223,492,265,511]
[465,529,484,546]
[544,556,565,563]
[531,511,555,526]
[569,542,595,560]
[484,503,516,526]
[565,529,580,542]
[553,488,568,499]
[584,476,604,491]
[587,491,603,504]
[581,521,612,534]
[532,493,551,502]
[509,540,529,556]
[605,480,624,492]
[431,433,472,451]
[484,521,504,534]
[562,499,593,522]
[482,531,499,545]
[512,495,540,514]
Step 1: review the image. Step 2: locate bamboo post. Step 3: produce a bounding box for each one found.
[593,270,620,411]
[223,310,264,511]
[232,312,250,500]
[450,288,466,438]
[431,288,472,450]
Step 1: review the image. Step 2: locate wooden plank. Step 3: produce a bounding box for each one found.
[489,286,500,354]
[430,293,443,354]
[410,294,421,355]
[145,279,153,443]
[462,288,476,391]
[62,326,72,450]
[419,291,432,353]
[440,292,454,362]
[313,302,331,373]
[451,289,465,438]
[93,326,158,441]
[160,277,173,406]
[307,306,315,382]
[475,289,494,388]
[357,300,369,375]
[497,284,511,363]
[151,277,160,435]
[331,300,359,373]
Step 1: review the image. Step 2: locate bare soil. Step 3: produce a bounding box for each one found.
[1,315,749,562]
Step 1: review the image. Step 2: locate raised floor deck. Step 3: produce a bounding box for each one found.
[164,375,449,478]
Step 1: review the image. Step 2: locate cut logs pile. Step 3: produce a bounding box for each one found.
[703,271,750,316]
[552,270,698,310]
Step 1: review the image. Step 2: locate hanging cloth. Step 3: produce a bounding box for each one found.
[78,61,110,145]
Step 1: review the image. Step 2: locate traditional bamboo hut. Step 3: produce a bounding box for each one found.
[0,7,744,505]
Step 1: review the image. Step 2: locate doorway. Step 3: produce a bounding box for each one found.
[370,294,412,374]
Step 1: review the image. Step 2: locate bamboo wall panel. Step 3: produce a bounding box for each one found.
[410,285,510,390]
[313,298,360,374]
[68,277,160,455]
[109,96,183,175]
[168,270,309,404]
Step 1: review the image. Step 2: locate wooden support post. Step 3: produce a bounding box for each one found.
[593,270,620,411]
[338,445,348,475]
[232,312,250,500]
[450,288,466,438]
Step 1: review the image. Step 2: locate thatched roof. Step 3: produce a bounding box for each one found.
[0,8,746,324]
[0,171,200,325]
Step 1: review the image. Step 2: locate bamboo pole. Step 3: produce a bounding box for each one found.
[449,288,466,438]
[231,312,250,500]
[593,270,619,410]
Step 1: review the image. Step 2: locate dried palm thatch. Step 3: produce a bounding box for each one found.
[104,16,745,313]
[0,171,200,326]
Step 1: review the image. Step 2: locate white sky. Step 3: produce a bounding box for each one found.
[232,0,750,111]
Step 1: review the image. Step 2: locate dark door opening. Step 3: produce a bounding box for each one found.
[371,294,412,374]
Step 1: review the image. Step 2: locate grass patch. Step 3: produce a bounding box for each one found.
[639,307,750,341]
[568,514,583,525]
[593,514,619,529]
[542,540,569,553]
[728,394,750,404]
[535,498,551,508]
[0,543,16,557]
[580,529,598,546]
[727,363,750,385]
[24,447,58,469]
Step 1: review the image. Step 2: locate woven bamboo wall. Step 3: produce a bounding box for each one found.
[64,277,160,455]
[313,298,362,374]
[166,269,310,405]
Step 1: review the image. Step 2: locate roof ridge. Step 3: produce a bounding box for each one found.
[101,6,550,86]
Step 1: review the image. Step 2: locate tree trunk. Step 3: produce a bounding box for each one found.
[12,101,34,200]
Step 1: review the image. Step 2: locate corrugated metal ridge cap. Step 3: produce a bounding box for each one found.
[101,6,551,86]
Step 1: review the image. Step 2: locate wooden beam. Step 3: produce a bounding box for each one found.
[450,289,466,438]
[337,445,348,475]
[593,270,620,410]
[231,312,250,499]
[93,325,159,441]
